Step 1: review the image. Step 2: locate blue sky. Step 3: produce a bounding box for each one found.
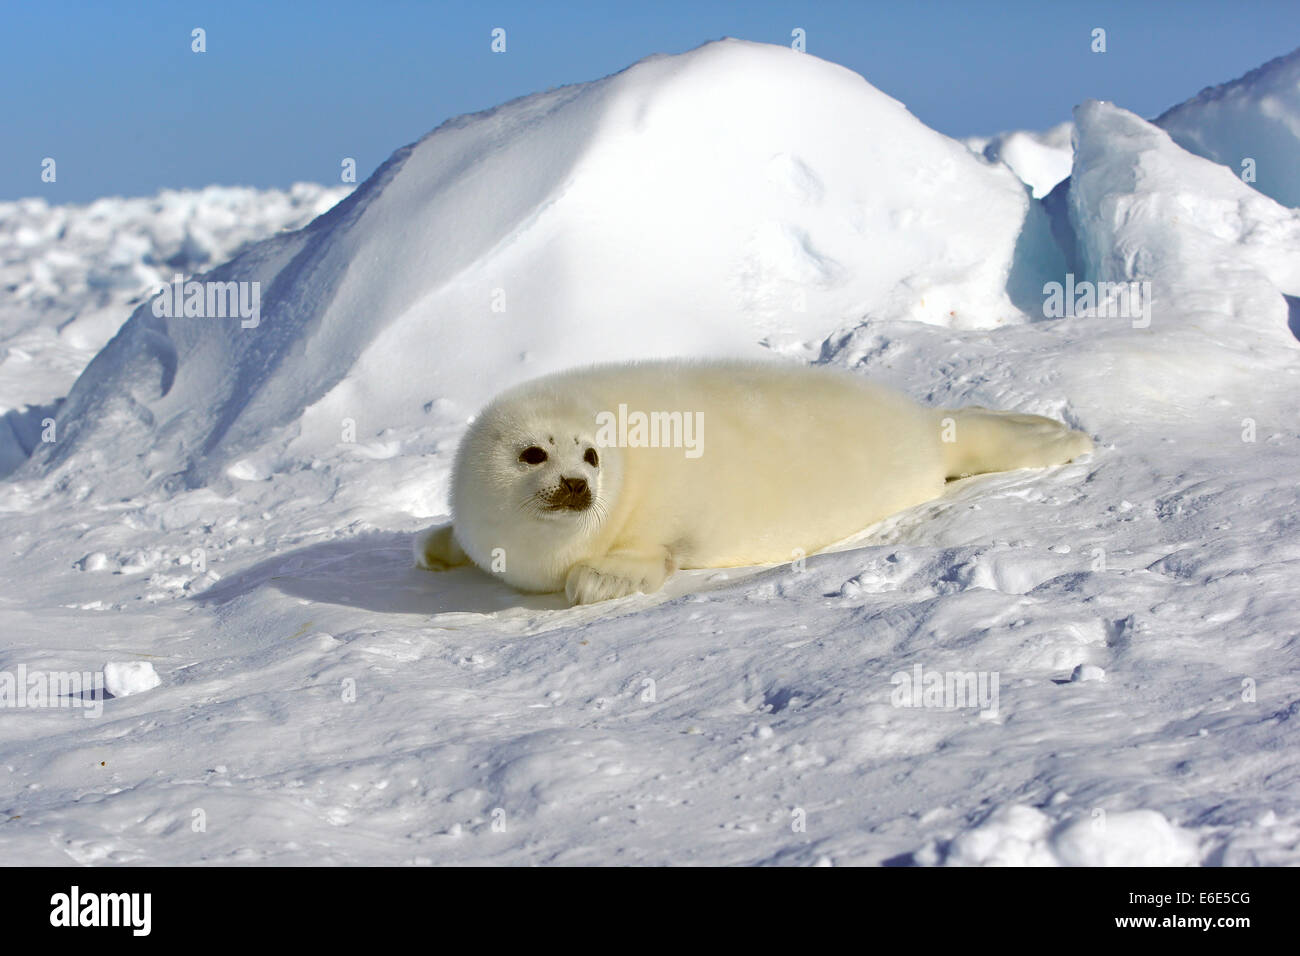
[3,0,1297,203]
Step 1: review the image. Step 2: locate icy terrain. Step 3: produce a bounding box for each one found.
[1,40,1298,866]
[0,183,351,474]
[964,122,1075,199]
[1154,46,1300,208]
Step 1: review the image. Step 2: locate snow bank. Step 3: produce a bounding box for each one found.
[818,95,1300,428]
[1155,47,1300,208]
[23,39,1059,497]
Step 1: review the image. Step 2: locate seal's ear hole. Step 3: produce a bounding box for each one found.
[584,447,599,468]
[519,446,548,465]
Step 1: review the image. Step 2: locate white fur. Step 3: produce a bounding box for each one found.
[416,359,1092,604]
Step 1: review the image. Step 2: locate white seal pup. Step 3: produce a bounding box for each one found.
[415,359,1092,605]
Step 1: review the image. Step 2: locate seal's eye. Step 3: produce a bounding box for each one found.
[519,446,548,465]
[584,447,599,468]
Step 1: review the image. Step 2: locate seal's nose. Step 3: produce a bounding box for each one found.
[560,477,588,496]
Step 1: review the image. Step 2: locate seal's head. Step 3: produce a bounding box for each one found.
[450,390,621,592]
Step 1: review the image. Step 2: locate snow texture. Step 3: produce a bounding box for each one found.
[964,122,1075,199]
[1,38,1298,866]
[0,183,350,475]
[1155,46,1300,209]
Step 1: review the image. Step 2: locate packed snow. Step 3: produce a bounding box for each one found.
[102,662,161,699]
[1,38,1298,866]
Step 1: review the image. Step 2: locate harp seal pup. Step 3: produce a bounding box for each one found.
[415,359,1092,605]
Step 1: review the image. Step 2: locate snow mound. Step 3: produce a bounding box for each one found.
[103,661,162,698]
[965,122,1074,198]
[1155,47,1300,208]
[23,39,1057,497]
[921,805,1201,866]
[1070,99,1300,346]
[817,96,1300,424]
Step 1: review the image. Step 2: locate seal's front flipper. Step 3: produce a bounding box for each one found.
[414,524,471,571]
[564,548,675,605]
[939,407,1093,479]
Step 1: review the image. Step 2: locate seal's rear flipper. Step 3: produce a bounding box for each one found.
[939,407,1092,480]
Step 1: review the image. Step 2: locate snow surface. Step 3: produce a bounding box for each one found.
[916,805,1201,866]
[1155,46,1300,208]
[2,38,1299,866]
[0,183,351,475]
[964,122,1075,199]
